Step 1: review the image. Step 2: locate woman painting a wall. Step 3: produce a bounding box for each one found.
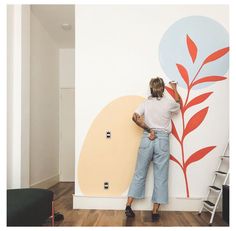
[125,78,181,221]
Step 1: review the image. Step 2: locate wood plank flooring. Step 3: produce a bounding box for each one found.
[44,182,228,227]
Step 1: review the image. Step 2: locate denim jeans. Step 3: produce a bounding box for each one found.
[128,130,170,204]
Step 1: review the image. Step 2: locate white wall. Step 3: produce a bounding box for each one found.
[59,49,75,182]
[7,5,30,189]
[74,5,229,211]
[59,49,75,88]
[30,11,59,187]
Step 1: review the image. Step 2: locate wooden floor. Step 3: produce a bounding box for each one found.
[45,182,228,227]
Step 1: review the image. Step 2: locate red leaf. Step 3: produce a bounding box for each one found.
[203,47,229,65]
[184,92,213,112]
[184,146,216,169]
[192,76,227,86]
[171,120,180,143]
[183,107,209,139]
[170,154,183,169]
[165,86,183,109]
[176,64,189,86]
[165,86,175,99]
[186,34,198,63]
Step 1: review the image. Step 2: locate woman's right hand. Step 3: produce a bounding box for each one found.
[169,81,181,103]
[169,81,177,89]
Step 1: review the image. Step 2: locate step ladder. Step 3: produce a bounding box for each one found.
[198,142,229,226]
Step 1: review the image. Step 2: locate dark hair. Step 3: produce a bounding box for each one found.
[149,77,165,99]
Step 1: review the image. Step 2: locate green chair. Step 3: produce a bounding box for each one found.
[7,188,54,226]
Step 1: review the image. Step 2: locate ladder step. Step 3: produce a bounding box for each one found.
[203,200,215,208]
[199,142,229,225]
[209,185,221,192]
[215,170,227,175]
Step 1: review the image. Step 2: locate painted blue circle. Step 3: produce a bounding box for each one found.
[159,16,229,89]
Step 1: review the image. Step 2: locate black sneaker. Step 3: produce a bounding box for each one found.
[152,213,160,222]
[125,205,135,217]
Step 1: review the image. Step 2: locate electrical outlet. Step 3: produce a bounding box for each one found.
[104,182,109,189]
[106,131,111,139]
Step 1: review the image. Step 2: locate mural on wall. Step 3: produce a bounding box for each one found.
[77,14,228,199]
[159,16,229,197]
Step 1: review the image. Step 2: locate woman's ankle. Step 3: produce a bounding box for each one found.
[152,203,160,213]
[126,197,133,207]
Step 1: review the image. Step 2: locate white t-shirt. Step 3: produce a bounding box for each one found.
[134,94,180,133]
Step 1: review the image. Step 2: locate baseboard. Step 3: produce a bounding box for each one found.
[30,174,59,189]
[73,195,202,211]
[73,194,222,211]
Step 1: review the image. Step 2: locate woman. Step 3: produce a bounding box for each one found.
[125,77,180,221]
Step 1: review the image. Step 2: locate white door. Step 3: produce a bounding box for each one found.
[59,88,75,181]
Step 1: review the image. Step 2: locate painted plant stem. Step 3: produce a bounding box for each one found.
[180,63,204,197]
[180,105,188,196]
[184,63,204,107]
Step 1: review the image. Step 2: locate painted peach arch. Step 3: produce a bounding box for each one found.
[78,95,144,196]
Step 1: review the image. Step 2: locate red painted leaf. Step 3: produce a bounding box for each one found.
[186,34,198,63]
[192,76,227,86]
[171,120,180,143]
[165,86,183,109]
[203,47,229,65]
[183,107,209,139]
[184,92,213,112]
[170,154,183,169]
[165,86,175,98]
[176,64,189,86]
[184,146,216,169]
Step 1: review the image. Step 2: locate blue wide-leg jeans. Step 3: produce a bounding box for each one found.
[128,130,170,204]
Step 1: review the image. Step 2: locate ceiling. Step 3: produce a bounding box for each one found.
[31,5,75,48]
